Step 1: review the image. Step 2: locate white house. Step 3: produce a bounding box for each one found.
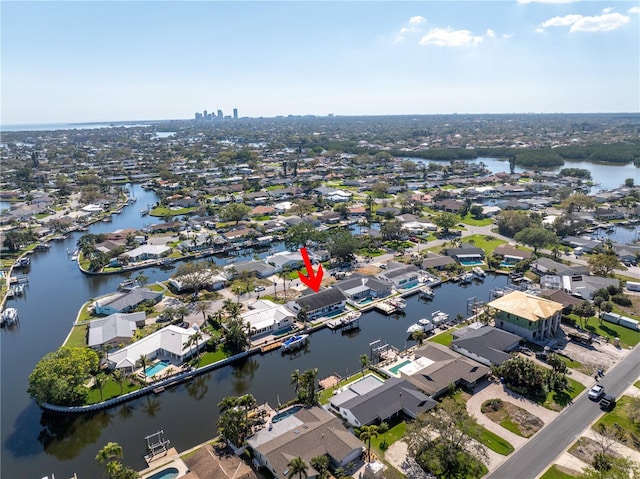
[242,300,296,338]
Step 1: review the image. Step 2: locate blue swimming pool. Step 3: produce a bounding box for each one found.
[388,359,412,375]
[272,405,302,423]
[459,260,484,266]
[145,360,170,377]
[146,466,179,479]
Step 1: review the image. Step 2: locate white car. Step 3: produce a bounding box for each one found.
[588,384,605,400]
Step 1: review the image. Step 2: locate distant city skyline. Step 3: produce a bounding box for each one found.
[2,1,639,125]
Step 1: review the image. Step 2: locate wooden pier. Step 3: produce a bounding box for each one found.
[260,341,282,353]
[374,300,398,315]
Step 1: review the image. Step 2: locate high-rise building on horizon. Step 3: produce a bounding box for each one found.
[217,109,223,119]
[233,108,238,119]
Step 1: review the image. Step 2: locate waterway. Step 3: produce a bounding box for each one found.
[1,184,513,478]
[406,156,639,192]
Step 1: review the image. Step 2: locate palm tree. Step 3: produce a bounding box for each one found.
[359,354,370,376]
[290,369,302,393]
[176,305,190,322]
[138,354,149,374]
[287,456,308,479]
[358,424,379,461]
[135,273,149,287]
[194,300,209,321]
[296,306,309,326]
[218,395,239,413]
[95,441,124,469]
[94,372,107,401]
[411,329,426,346]
[112,369,125,395]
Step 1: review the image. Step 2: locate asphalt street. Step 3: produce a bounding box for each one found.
[487,342,640,479]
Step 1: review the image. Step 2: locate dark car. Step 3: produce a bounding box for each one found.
[600,394,616,411]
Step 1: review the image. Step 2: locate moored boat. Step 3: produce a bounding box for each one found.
[472,266,486,279]
[2,307,18,326]
[407,318,434,334]
[281,334,309,352]
[431,310,450,325]
[391,297,407,310]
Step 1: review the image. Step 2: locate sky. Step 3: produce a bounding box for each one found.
[1,1,639,125]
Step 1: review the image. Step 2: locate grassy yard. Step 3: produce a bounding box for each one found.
[635,380,640,390]
[150,206,197,217]
[593,395,640,450]
[582,318,640,348]
[462,234,507,256]
[539,464,581,479]
[370,420,407,452]
[63,325,88,348]
[459,213,494,227]
[474,424,515,455]
[428,330,454,347]
[87,378,140,404]
[198,349,232,367]
[541,377,586,411]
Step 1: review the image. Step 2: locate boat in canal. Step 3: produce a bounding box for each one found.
[431,310,450,326]
[281,334,309,352]
[390,297,407,311]
[472,266,486,279]
[406,318,435,334]
[1,308,18,326]
[12,256,31,269]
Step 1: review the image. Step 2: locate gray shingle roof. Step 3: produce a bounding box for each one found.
[295,288,346,311]
[451,326,521,365]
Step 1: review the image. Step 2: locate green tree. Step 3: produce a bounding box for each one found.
[326,229,358,263]
[287,456,309,479]
[28,347,99,405]
[412,329,427,346]
[216,406,247,447]
[359,354,370,376]
[514,227,558,254]
[173,261,214,293]
[96,442,140,479]
[405,398,488,479]
[310,455,330,479]
[220,202,251,225]
[588,253,620,277]
[573,301,596,329]
[433,212,458,235]
[380,219,404,241]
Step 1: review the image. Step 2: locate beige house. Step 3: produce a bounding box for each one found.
[488,291,563,341]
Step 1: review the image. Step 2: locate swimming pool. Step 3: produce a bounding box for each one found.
[272,405,302,423]
[388,359,412,375]
[459,260,484,266]
[145,466,179,479]
[145,360,170,377]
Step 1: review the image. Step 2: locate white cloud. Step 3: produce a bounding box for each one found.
[540,14,583,28]
[570,12,630,31]
[486,28,496,38]
[394,16,427,43]
[538,12,630,32]
[602,7,613,14]
[628,6,640,14]
[518,0,580,3]
[419,27,484,47]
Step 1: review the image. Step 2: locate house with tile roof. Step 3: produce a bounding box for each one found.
[487,290,564,341]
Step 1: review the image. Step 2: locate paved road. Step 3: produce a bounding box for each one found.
[487,343,640,479]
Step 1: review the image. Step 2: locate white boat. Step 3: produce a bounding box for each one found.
[418,285,434,299]
[431,310,450,325]
[407,318,434,334]
[281,334,309,352]
[391,297,407,310]
[459,272,473,284]
[2,308,18,325]
[70,250,79,261]
[472,267,486,279]
[341,311,361,325]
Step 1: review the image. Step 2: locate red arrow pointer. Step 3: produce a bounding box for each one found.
[298,247,323,292]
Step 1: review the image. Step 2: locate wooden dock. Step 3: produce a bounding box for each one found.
[374,300,397,315]
[260,341,282,353]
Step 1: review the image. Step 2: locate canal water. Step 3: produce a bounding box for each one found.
[1,184,512,478]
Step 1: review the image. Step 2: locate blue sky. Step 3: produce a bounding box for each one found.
[2,1,639,124]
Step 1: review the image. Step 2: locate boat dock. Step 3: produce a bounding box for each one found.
[327,311,361,330]
[374,299,398,315]
[418,286,434,300]
[260,341,282,353]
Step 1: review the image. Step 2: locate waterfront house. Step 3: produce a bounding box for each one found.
[333,274,392,304]
[561,275,619,300]
[444,244,485,264]
[107,325,209,372]
[287,288,347,320]
[123,244,171,262]
[487,290,563,341]
[230,260,278,279]
[492,244,533,265]
[265,250,304,272]
[169,269,227,293]
[94,288,164,316]
[451,324,521,366]
[377,263,420,290]
[247,406,363,479]
[421,252,456,271]
[242,300,296,338]
[329,376,436,428]
[531,257,590,276]
[88,312,146,349]
[402,342,490,397]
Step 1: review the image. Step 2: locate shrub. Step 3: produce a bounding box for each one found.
[611,295,632,307]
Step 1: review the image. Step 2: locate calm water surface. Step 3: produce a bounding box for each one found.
[1,185,510,478]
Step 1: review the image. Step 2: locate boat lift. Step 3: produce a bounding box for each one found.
[144,430,170,463]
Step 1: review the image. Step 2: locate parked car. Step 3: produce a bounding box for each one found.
[254,285,266,292]
[588,384,605,400]
[599,394,616,411]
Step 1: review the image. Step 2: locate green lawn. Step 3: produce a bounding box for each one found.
[581,317,640,348]
[150,206,197,217]
[593,395,639,448]
[499,418,524,437]
[371,421,407,451]
[198,349,231,367]
[634,380,640,390]
[87,378,140,404]
[428,330,454,347]
[459,213,494,227]
[474,425,514,455]
[557,355,582,370]
[541,377,586,411]
[539,464,580,479]
[461,234,507,256]
[63,325,88,348]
